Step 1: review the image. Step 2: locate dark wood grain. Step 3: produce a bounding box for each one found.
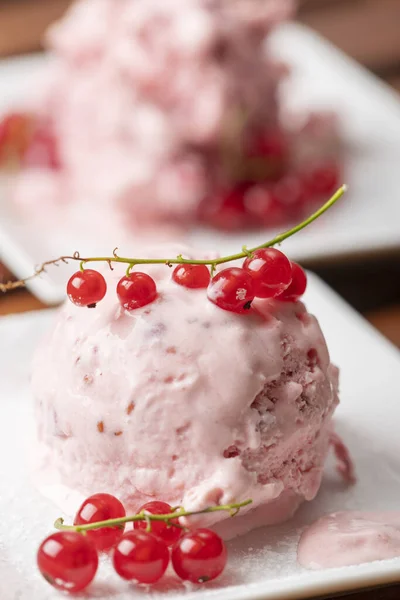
[298,0,400,74]
[0,0,71,57]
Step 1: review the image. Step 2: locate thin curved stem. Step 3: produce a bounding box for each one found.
[54,499,252,533]
[0,186,346,293]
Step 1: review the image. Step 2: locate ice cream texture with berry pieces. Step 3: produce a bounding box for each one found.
[32,248,343,537]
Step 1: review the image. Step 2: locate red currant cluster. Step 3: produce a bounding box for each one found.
[37,493,248,593]
[198,128,341,231]
[67,248,307,315]
[0,112,60,169]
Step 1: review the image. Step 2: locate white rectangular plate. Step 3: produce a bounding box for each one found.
[1,24,400,305]
[1,273,400,599]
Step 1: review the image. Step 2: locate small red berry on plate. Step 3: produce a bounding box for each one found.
[243,248,292,298]
[245,128,288,162]
[171,528,227,583]
[276,262,307,302]
[207,267,255,314]
[112,530,169,584]
[134,500,181,546]
[117,272,157,310]
[67,269,107,308]
[74,493,126,552]
[305,161,340,198]
[37,531,98,593]
[172,264,210,289]
[243,184,286,227]
[272,174,307,211]
[198,184,249,231]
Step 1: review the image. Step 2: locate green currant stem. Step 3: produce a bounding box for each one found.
[54,499,252,533]
[0,186,346,292]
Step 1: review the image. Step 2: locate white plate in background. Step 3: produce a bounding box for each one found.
[1,273,400,599]
[1,23,400,305]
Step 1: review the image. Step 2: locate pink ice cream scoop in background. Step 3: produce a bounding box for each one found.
[31,247,346,538]
[10,0,341,235]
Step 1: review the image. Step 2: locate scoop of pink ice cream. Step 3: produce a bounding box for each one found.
[31,248,339,536]
[12,0,297,227]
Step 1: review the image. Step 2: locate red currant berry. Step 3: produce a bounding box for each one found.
[37,531,98,593]
[305,161,340,198]
[243,248,292,298]
[74,493,126,552]
[172,264,210,289]
[171,528,227,584]
[272,174,307,211]
[67,269,107,308]
[276,262,307,302]
[207,267,254,314]
[243,184,286,227]
[112,530,169,584]
[134,501,181,546]
[198,184,249,232]
[117,272,157,310]
[246,129,288,162]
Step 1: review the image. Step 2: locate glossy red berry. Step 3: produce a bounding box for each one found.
[67,270,107,308]
[37,531,98,593]
[207,267,255,314]
[243,248,292,298]
[276,262,307,302]
[112,530,169,584]
[134,501,181,546]
[74,493,126,552]
[171,528,227,584]
[117,272,157,310]
[172,264,210,289]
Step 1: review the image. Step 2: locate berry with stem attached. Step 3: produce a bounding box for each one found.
[276,262,307,302]
[134,501,182,546]
[74,493,126,552]
[207,267,255,313]
[243,248,292,298]
[117,272,157,310]
[112,530,169,584]
[37,531,98,593]
[0,188,346,296]
[171,528,227,583]
[67,269,107,308]
[172,264,210,289]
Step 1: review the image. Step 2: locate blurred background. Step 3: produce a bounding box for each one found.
[0,0,400,348]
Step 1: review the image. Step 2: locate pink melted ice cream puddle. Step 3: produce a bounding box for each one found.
[298,511,400,569]
[31,247,350,538]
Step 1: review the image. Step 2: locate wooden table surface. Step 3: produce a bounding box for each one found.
[1,1,400,599]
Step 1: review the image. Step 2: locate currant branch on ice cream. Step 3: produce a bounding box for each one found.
[37,495,251,592]
[0,186,346,314]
